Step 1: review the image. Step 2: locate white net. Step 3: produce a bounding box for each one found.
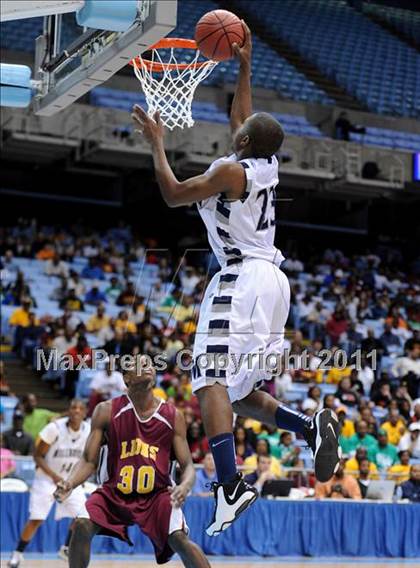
[132,46,218,131]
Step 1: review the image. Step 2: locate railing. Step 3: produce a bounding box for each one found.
[0,455,410,489]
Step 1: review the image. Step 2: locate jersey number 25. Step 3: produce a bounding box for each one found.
[256,187,276,231]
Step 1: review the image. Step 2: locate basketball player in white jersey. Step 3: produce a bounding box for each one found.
[132,22,340,536]
[8,400,90,567]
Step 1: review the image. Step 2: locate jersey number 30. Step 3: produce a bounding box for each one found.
[117,465,155,495]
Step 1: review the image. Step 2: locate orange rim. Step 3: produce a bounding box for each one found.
[130,37,212,72]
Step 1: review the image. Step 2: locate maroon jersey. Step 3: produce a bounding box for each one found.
[86,395,184,564]
[101,395,176,496]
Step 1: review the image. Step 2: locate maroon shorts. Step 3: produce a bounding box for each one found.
[85,486,185,564]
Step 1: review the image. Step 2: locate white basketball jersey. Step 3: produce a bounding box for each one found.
[197,154,284,268]
[36,417,90,481]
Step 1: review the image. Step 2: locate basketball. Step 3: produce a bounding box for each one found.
[195,10,245,62]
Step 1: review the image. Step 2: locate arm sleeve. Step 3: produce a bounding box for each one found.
[39,421,59,445]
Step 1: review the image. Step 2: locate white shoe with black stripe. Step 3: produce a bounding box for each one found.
[304,409,342,482]
[206,473,258,537]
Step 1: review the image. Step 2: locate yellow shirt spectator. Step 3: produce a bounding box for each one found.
[340,418,356,438]
[326,366,351,384]
[243,454,282,477]
[86,314,110,333]
[244,418,262,434]
[388,464,410,484]
[114,318,137,334]
[153,387,168,401]
[9,308,38,327]
[345,457,379,479]
[381,419,406,446]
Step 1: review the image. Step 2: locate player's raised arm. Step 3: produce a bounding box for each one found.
[131,105,247,207]
[54,402,110,502]
[230,21,252,134]
[168,409,196,508]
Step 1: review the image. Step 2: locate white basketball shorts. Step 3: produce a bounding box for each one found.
[192,258,290,402]
[29,478,87,521]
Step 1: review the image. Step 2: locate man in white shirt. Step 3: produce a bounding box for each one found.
[87,361,126,416]
[391,339,420,378]
[44,254,69,278]
[398,423,420,459]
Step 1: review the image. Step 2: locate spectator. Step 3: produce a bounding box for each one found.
[115,310,137,334]
[357,458,372,498]
[374,429,399,472]
[180,267,200,296]
[315,460,361,499]
[336,406,355,438]
[116,281,137,306]
[86,304,110,334]
[243,438,282,477]
[87,362,126,416]
[398,422,420,459]
[388,450,411,484]
[391,338,420,379]
[81,258,105,280]
[3,411,34,456]
[0,434,16,479]
[334,111,366,141]
[345,447,379,478]
[234,425,254,461]
[191,452,217,496]
[44,253,69,278]
[258,425,282,458]
[381,409,407,446]
[64,336,93,398]
[67,270,85,297]
[8,299,33,328]
[335,377,360,407]
[21,394,58,440]
[51,328,76,358]
[244,454,279,493]
[187,421,209,464]
[278,432,303,468]
[380,322,402,355]
[105,276,122,302]
[340,420,378,458]
[85,285,107,306]
[325,309,348,347]
[396,464,420,502]
[371,381,393,408]
[60,288,84,311]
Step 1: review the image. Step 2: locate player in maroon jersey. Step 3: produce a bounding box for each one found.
[54,363,210,567]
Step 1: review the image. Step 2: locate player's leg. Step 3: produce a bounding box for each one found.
[233,386,341,482]
[55,486,88,560]
[8,520,43,567]
[68,518,100,568]
[8,482,54,567]
[192,273,258,537]
[168,530,211,568]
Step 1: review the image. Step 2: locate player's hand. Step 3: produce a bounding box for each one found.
[232,20,252,67]
[132,105,164,145]
[168,483,189,508]
[54,479,73,503]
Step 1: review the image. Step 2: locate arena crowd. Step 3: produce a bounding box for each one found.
[1,220,419,501]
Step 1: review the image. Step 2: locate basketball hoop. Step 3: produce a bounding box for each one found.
[130,38,218,131]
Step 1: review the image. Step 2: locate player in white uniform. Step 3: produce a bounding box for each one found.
[8,400,90,568]
[132,22,340,536]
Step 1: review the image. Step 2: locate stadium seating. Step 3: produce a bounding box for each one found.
[235,0,420,118]
[363,3,420,45]
[90,86,325,138]
[0,1,332,106]
[349,126,420,152]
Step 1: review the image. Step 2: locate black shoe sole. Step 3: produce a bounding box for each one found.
[212,491,259,536]
[314,409,341,482]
